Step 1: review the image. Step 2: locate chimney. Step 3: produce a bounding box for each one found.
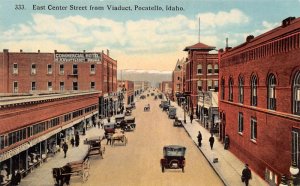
[20,49,23,53]
[38,50,40,53]
[226,38,228,48]
[106,49,109,57]
[54,50,57,53]
[83,50,86,53]
[3,49,9,53]
[246,35,254,43]
[282,16,296,27]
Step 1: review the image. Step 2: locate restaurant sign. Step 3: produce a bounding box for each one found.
[54,52,101,62]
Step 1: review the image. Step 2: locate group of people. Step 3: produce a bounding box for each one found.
[62,131,80,158]
[197,131,215,150]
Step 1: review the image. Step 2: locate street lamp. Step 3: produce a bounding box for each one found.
[280,161,299,186]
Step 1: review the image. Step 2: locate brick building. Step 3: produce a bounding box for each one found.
[172,58,185,103]
[0,49,118,180]
[118,80,134,105]
[219,17,300,185]
[183,42,219,116]
[159,81,172,98]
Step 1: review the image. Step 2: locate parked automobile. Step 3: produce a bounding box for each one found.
[114,114,125,128]
[140,95,146,99]
[160,145,186,173]
[162,102,170,111]
[121,116,136,131]
[173,117,184,127]
[168,106,177,119]
[130,102,136,109]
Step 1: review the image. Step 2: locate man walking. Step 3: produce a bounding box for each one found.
[75,132,80,147]
[197,131,202,147]
[190,114,193,124]
[241,164,252,186]
[209,134,215,150]
[62,141,68,158]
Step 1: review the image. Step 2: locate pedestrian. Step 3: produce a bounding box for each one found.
[62,141,68,158]
[97,121,100,129]
[75,132,80,147]
[197,131,202,147]
[11,170,21,186]
[190,114,193,124]
[106,133,112,145]
[70,138,75,147]
[241,164,252,186]
[209,134,215,150]
[224,134,230,150]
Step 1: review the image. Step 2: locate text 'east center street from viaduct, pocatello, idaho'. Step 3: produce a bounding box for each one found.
[32,4,184,11]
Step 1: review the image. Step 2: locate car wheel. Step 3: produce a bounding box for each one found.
[162,166,165,173]
[182,167,184,173]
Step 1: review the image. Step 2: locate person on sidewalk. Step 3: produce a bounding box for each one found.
[241,164,252,186]
[62,141,68,158]
[75,132,80,147]
[224,134,230,150]
[209,134,215,150]
[190,114,193,124]
[70,138,75,147]
[197,131,202,147]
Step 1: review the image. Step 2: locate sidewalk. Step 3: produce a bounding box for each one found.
[20,126,104,186]
[171,101,267,186]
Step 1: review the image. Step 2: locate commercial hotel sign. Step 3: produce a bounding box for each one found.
[54,52,101,62]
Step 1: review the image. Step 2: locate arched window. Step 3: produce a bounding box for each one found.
[228,77,233,101]
[293,71,300,115]
[214,64,219,74]
[267,74,276,110]
[197,64,202,74]
[221,78,225,100]
[251,75,258,106]
[238,76,244,104]
[207,64,212,74]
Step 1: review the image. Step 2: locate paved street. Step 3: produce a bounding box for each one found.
[20,94,223,186]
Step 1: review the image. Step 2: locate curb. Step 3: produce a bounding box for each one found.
[182,124,228,186]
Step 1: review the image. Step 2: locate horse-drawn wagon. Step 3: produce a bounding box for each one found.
[84,136,105,159]
[111,130,128,146]
[52,158,90,185]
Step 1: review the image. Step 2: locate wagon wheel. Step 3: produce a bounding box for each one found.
[85,158,91,169]
[125,136,128,145]
[182,166,185,173]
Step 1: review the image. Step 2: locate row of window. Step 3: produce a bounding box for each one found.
[12,63,96,75]
[238,113,257,141]
[197,80,219,91]
[221,32,300,67]
[0,104,97,150]
[221,71,300,115]
[12,81,96,93]
[197,64,219,75]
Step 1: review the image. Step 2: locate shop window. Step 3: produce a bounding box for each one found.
[267,74,276,110]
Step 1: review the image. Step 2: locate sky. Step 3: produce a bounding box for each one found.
[0,0,300,72]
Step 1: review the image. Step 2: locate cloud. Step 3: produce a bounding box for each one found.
[196,9,249,28]
[0,9,251,70]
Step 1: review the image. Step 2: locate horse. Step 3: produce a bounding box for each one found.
[52,165,72,186]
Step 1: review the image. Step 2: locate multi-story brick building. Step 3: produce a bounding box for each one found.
[0,49,117,180]
[118,80,134,105]
[219,17,300,185]
[159,81,172,98]
[183,42,219,122]
[172,58,185,103]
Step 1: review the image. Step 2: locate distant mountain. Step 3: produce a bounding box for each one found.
[117,70,172,87]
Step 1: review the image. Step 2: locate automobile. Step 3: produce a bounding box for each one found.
[114,114,125,128]
[162,102,170,111]
[158,94,163,99]
[103,122,116,134]
[151,93,155,96]
[159,100,168,108]
[121,116,136,131]
[144,104,150,112]
[160,145,186,173]
[173,117,184,127]
[125,109,132,116]
[140,95,146,99]
[168,106,177,119]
